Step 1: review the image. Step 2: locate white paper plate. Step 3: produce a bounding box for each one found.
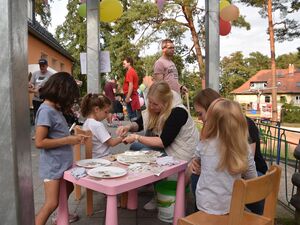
[87,166,127,179]
[76,158,111,168]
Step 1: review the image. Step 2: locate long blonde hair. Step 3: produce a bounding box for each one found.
[146,81,173,133]
[202,99,249,175]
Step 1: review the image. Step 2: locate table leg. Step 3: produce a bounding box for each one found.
[173,171,185,225]
[106,195,118,225]
[57,179,70,225]
[127,189,138,210]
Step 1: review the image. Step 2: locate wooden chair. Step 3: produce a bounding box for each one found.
[73,125,94,216]
[178,165,282,225]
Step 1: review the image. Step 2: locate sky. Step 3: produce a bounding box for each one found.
[48,0,300,58]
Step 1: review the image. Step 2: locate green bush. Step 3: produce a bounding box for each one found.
[281,103,300,123]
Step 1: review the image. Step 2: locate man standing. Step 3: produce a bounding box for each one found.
[122,57,140,121]
[153,39,188,94]
[29,58,53,120]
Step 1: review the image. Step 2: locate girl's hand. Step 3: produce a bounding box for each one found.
[67,135,89,145]
[189,158,201,175]
[116,125,130,137]
[122,134,136,144]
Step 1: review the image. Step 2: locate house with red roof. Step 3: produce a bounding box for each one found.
[231,64,300,118]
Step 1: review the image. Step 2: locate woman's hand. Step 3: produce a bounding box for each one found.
[116,125,130,137]
[67,134,89,145]
[122,134,137,144]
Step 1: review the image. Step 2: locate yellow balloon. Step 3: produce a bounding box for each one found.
[100,0,123,23]
[219,0,230,11]
[220,4,240,21]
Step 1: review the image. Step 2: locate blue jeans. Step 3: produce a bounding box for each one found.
[190,170,265,215]
[126,102,137,120]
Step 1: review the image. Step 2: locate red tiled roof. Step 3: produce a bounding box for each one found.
[231,69,300,94]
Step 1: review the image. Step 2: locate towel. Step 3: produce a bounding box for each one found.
[156,156,179,166]
[71,167,87,180]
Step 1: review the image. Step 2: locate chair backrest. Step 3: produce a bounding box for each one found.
[74,125,93,159]
[228,165,281,225]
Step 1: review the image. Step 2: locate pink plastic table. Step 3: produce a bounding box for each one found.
[57,160,187,225]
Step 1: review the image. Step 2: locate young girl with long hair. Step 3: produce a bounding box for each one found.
[35,72,84,225]
[191,98,257,214]
[80,93,123,158]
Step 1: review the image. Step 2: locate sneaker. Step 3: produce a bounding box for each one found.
[143,198,157,211]
[51,212,79,224]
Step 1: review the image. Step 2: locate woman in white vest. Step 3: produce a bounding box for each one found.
[118,81,198,162]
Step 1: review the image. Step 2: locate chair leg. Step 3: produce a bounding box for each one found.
[86,188,93,216]
[74,185,81,200]
[120,192,128,209]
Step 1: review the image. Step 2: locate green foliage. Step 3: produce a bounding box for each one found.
[281,103,300,123]
[276,52,300,68]
[35,0,53,28]
[239,0,300,42]
[55,0,87,96]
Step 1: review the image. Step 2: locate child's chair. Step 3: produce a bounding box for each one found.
[73,125,94,216]
[178,165,281,225]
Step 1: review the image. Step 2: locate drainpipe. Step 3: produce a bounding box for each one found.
[291,141,300,225]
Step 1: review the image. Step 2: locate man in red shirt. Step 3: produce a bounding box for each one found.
[122,57,140,120]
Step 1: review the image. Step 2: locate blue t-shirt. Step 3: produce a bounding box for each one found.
[36,103,73,179]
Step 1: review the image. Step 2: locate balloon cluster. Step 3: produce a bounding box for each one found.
[219,0,240,36]
[78,0,123,23]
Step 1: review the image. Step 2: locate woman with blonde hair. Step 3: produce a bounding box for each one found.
[189,98,257,215]
[117,81,198,210]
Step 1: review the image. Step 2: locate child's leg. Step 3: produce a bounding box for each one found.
[35,179,60,225]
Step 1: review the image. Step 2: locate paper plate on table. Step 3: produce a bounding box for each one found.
[116,151,162,165]
[76,158,111,168]
[87,166,127,179]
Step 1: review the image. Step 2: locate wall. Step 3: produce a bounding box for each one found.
[28,34,72,73]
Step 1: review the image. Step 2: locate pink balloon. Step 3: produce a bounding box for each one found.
[156,0,165,12]
[139,97,145,107]
[219,18,231,36]
[220,4,240,22]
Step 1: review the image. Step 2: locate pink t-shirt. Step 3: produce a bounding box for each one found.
[153,56,180,93]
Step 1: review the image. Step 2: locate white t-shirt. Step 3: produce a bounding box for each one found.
[82,118,111,158]
[195,138,257,215]
[30,70,53,101]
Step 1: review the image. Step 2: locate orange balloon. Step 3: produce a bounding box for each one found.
[220,4,240,22]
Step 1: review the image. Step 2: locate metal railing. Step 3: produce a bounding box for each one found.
[254,119,300,214]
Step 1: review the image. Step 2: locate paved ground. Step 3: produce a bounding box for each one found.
[31,122,295,225]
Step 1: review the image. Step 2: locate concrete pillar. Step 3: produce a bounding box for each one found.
[0,0,35,225]
[86,0,100,93]
[205,0,220,92]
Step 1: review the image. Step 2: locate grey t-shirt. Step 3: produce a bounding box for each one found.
[153,56,180,93]
[36,103,73,179]
[30,70,53,101]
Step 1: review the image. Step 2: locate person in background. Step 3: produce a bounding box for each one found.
[153,39,188,95]
[186,98,257,215]
[34,72,84,225]
[190,88,267,215]
[122,57,140,121]
[29,58,53,121]
[103,78,117,123]
[80,93,124,158]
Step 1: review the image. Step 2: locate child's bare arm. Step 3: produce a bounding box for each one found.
[35,126,85,149]
[105,136,123,147]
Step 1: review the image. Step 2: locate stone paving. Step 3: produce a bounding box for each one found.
[31,123,295,225]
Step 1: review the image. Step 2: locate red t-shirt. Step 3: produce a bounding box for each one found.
[123,67,139,94]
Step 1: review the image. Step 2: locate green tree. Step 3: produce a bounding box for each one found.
[276,52,300,68]
[35,0,53,28]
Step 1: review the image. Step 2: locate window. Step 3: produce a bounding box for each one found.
[27,0,33,20]
[52,58,57,70]
[295,96,300,104]
[40,53,48,61]
[265,96,271,103]
[250,82,267,90]
[60,63,65,72]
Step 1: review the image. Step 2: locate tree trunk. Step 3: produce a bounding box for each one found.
[182,5,205,78]
[267,0,278,121]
